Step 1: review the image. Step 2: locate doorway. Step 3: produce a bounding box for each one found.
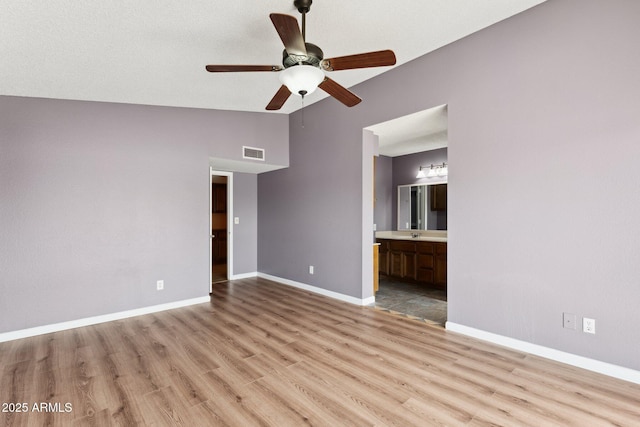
[211,171,232,290]
[364,105,448,326]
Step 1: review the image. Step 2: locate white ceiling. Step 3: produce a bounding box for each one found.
[368,104,448,157]
[1,1,546,114]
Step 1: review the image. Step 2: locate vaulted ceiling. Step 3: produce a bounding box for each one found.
[1,1,546,114]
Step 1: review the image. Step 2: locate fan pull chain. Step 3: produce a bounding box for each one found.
[301,94,305,128]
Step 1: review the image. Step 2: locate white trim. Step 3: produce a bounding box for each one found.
[258,273,375,306]
[362,129,376,302]
[0,296,211,343]
[227,173,234,280]
[446,322,640,385]
[230,272,258,280]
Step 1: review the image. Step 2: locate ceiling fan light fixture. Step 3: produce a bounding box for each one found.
[205,6,396,110]
[279,65,325,96]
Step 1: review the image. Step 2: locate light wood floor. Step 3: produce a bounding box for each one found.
[1,278,639,426]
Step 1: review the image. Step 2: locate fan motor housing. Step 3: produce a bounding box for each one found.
[282,42,324,68]
[294,0,312,14]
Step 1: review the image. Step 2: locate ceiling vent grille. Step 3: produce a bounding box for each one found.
[243,146,265,161]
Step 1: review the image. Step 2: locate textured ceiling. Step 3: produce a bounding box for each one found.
[1,1,546,114]
[368,105,448,157]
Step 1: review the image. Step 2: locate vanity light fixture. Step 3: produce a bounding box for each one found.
[416,162,448,179]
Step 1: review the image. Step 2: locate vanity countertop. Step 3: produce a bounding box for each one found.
[375,230,447,243]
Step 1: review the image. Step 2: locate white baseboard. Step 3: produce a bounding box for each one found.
[0,296,211,343]
[229,271,258,280]
[258,273,375,306]
[446,322,640,385]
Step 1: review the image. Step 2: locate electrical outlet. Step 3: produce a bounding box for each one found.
[309,265,314,275]
[563,312,577,330]
[234,217,240,225]
[583,317,596,334]
[156,280,164,291]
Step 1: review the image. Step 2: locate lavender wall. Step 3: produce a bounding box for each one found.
[258,108,366,298]
[0,96,286,333]
[206,110,289,167]
[391,148,448,229]
[374,149,449,232]
[258,0,640,370]
[232,173,257,275]
[446,0,640,371]
[374,155,393,231]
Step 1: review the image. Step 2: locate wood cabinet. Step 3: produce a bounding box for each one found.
[434,242,447,288]
[211,229,227,263]
[379,241,390,276]
[430,184,447,211]
[212,183,227,213]
[377,238,447,290]
[416,241,435,284]
[389,240,417,281]
[211,182,227,264]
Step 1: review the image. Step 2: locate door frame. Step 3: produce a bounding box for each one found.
[210,169,233,293]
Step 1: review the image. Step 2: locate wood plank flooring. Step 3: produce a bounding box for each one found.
[1,277,639,426]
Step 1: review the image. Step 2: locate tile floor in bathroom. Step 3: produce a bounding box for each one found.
[373,276,447,326]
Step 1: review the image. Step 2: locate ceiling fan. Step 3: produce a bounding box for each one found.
[205,0,397,111]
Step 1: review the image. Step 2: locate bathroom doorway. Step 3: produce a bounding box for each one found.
[365,105,448,326]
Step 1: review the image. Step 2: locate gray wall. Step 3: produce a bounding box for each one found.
[207,110,289,168]
[391,148,448,229]
[232,173,258,275]
[258,108,366,298]
[0,95,287,333]
[447,0,640,371]
[258,0,640,370]
[375,149,448,231]
[374,155,393,231]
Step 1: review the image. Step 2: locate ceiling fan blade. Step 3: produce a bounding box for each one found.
[321,50,396,71]
[318,77,361,107]
[205,65,282,72]
[270,13,307,56]
[266,85,292,111]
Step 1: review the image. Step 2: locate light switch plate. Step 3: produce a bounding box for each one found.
[234,217,239,224]
[563,312,576,330]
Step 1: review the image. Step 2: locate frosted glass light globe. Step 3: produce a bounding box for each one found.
[279,65,325,96]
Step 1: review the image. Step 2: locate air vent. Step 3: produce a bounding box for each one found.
[243,146,265,161]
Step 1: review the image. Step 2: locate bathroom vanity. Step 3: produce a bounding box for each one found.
[375,231,447,290]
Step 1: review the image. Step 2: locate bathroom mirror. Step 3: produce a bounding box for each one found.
[398,183,447,230]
